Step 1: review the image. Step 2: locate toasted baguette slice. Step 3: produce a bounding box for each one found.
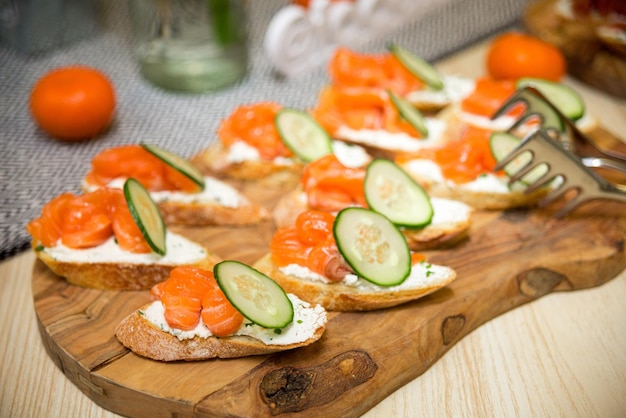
[32,232,221,291]
[82,176,269,226]
[272,189,473,251]
[115,296,327,361]
[439,94,598,136]
[191,142,303,189]
[253,254,456,312]
[397,157,551,210]
[394,105,554,210]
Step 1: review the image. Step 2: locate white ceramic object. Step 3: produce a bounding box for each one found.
[264,0,444,77]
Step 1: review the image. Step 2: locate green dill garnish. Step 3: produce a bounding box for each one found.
[426,270,434,277]
[297,319,303,324]
[138,310,145,316]
[35,244,44,252]
[274,328,282,335]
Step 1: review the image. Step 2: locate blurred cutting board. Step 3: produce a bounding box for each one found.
[32,126,626,417]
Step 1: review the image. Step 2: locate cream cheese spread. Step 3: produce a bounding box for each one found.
[141,293,327,344]
[83,176,246,208]
[336,117,448,152]
[280,260,453,290]
[44,231,207,265]
[430,197,473,224]
[405,75,476,106]
[226,140,295,166]
[403,159,514,193]
[332,140,372,168]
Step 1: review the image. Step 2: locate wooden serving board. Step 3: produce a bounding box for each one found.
[32,128,626,418]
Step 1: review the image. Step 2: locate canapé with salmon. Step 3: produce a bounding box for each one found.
[192,102,306,189]
[82,144,268,226]
[27,181,220,290]
[116,263,327,361]
[273,154,473,250]
[254,208,457,311]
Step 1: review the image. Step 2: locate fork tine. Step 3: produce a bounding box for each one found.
[504,86,626,162]
[490,91,526,121]
[493,140,533,172]
[493,129,544,173]
[538,183,571,208]
[509,113,537,134]
[493,149,522,172]
[492,87,567,135]
[506,160,540,184]
[553,192,585,218]
[521,172,559,195]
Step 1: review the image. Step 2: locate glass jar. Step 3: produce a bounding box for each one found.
[128,0,248,93]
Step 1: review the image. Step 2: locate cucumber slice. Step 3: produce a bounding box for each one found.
[388,90,429,137]
[141,143,205,190]
[388,44,444,90]
[275,108,333,162]
[498,87,565,133]
[516,78,585,121]
[333,207,411,287]
[214,260,294,329]
[364,159,433,228]
[123,178,167,255]
[489,131,549,184]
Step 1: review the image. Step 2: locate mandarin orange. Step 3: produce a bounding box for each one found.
[29,66,116,141]
[486,32,566,82]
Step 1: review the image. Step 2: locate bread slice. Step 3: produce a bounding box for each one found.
[32,232,221,291]
[397,158,550,210]
[438,89,598,136]
[82,176,269,226]
[391,106,557,210]
[253,253,456,312]
[115,296,327,361]
[272,188,473,251]
[191,142,303,190]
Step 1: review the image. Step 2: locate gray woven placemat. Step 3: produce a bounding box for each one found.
[0,0,529,260]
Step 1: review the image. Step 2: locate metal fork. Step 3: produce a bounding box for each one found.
[494,129,626,217]
[492,86,626,173]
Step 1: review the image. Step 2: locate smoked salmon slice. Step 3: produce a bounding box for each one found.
[311,86,423,139]
[300,154,367,212]
[154,266,244,335]
[217,102,293,161]
[460,77,523,118]
[329,47,424,96]
[85,145,199,193]
[396,125,499,184]
[25,192,74,248]
[26,188,152,253]
[270,210,339,278]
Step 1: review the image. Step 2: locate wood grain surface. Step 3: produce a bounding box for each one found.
[32,127,626,417]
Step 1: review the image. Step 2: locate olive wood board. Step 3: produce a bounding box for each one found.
[32,127,626,418]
